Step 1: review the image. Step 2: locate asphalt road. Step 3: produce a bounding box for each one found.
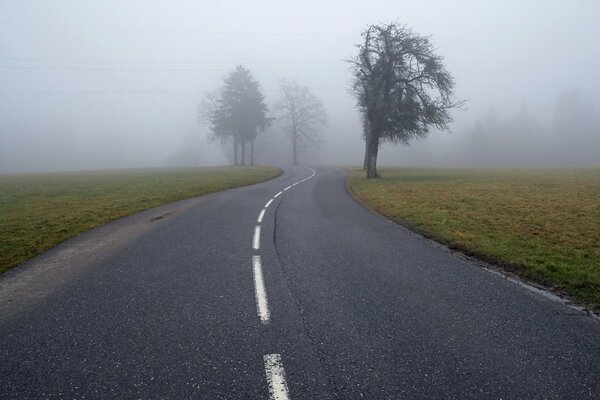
[1,165,599,399]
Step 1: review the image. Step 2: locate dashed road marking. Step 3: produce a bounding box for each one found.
[252,256,270,324]
[264,354,290,400]
[253,225,261,250]
[251,167,317,399]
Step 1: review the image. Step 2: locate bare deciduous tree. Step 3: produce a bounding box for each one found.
[348,22,462,178]
[276,80,327,165]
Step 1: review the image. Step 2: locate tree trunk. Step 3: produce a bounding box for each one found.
[363,117,370,170]
[363,136,369,170]
[292,132,298,165]
[250,140,255,166]
[233,136,238,165]
[366,129,379,178]
[241,142,246,165]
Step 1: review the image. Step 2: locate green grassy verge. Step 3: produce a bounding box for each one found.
[0,166,280,273]
[347,167,600,310]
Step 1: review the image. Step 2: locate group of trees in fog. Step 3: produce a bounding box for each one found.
[199,67,327,166]
[199,22,460,174]
[198,22,598,175]
[200,66,269,166]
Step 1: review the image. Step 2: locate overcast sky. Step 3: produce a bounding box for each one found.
[1,1,599,172]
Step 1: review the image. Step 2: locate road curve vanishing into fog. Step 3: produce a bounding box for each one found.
[1,165,600,399]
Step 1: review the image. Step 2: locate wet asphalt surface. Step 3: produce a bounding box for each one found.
[1,165,599,399]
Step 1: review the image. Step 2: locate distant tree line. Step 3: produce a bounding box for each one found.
[199,67,326,166]
[462,90,600,166]
[199,22,463,172]
[373,88,600,167]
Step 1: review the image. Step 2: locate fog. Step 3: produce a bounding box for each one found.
[1,0,599,173]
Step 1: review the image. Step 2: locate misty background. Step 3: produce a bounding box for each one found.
[1,0,599,173]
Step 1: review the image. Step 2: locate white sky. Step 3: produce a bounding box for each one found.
[1,1,599,171]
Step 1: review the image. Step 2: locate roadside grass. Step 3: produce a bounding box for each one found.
[0,166,280,273]
[347,167,600,310]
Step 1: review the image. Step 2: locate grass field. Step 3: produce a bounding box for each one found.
[0,166,280,273]
[348,167,600,310]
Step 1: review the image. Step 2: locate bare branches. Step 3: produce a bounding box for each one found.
[276,80,327,165]
[347,22,462,177]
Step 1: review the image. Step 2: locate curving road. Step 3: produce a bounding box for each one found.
[1,165,599,399]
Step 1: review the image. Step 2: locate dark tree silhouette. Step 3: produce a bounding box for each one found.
[200,66,269,165]
[276,80,327,165]
[348,23,461,178]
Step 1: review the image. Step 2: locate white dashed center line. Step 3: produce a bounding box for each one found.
[264,354,291,400]
[250,167,317,399]
[252,256,270,324]
[257,209,266,223]
[253,225,261,250]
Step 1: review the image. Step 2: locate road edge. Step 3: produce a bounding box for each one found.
[1,166,284,276]
[0,166,285,318]
[342,168,599,320]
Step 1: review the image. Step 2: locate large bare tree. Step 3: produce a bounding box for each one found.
[348,23,461,178]
[276,80,327,165]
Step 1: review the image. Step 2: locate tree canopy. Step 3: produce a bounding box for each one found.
[348,22,461,178]
[201,66,269,165]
